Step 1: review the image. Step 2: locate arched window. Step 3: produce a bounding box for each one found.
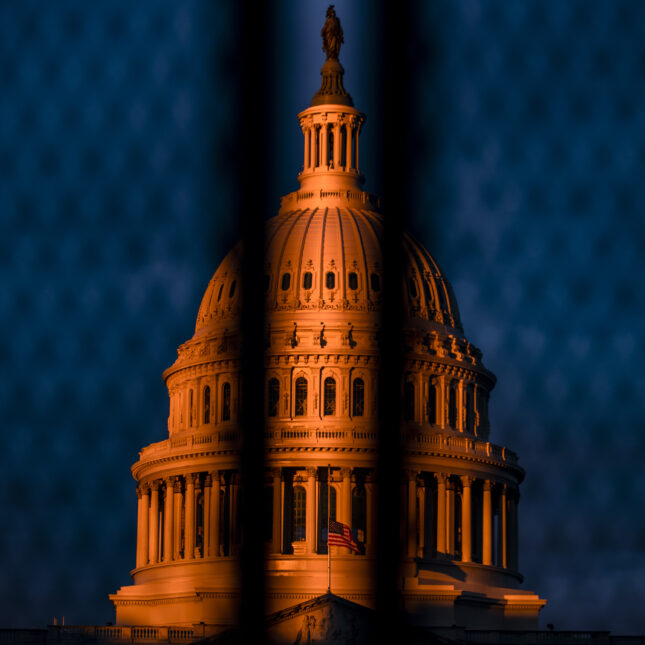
[222,382,231,421]
[189,389,194,427]
[324,377,336,416]
[408,277,418,298]
[370,273,381,292]
[217,284,223,302]
[352,486,366,548]
[281,273,291,290]
[465,385,474,432]
[352,378,364,417]
[303,272,313,290]
[295,377,307,416]
[268,378,280,417]
[404,381,415,421]
[427,382,437,425]
[203,385,211,424]
[228,280,236,298]
[448,384,457,429]
[326,271,335,289]
[348,272,358,290]
[292,486,306,542]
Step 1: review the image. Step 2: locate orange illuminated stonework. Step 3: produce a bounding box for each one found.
[110,18,546,636]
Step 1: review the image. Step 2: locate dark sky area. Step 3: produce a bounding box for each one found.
[1,0,645,633]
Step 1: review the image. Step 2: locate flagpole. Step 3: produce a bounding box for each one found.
[327,463,331,593]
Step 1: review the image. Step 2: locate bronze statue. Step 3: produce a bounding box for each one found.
[321,5,343,60]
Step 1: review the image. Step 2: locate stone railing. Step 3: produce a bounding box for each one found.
[462,630,613,644]
[280,188,380,210]
[140,430,241,459]
[0,626,199,644]
[408,431,519,466]
[265,427,378,449]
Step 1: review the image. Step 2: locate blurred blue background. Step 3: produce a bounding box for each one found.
[1,0,645,633]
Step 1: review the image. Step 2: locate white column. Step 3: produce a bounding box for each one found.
[461,476,472,563]
[340,468,352,553]
[457,381,464,432]
[137,486,149,568]
[333,122,341,168]
[417,480,425,558]
[500,485,507,568]
[203,475,211,557]
[345,121,353,169]
[148,481,160,564]
[185,474,195,560]
[435,473,446,555]
[446,479,455,556]
[173,479,182,560]
[306,468,317,554]
[407,471,417,558]
[271,468,282,554]
[304,126,310,169]
[355,123,360,172]
[321,122,328,168]
[483,480,493,566]
[209,470,220,558]
[509,487,519,570]
[366,477,376,556]
[163,478,174,562]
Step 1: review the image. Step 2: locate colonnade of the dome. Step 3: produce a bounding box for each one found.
[133,464,519,576]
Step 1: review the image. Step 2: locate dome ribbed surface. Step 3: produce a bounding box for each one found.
[194,207,462,336]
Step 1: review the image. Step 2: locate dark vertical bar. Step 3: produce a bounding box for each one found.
[237,2,271,643]
[375,2,413,644]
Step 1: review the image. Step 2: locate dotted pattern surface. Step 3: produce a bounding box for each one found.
[410,1,645,632]
[2,0,645,633]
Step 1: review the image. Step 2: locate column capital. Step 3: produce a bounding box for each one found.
[204,474,213,488]
[270,467,282,480]
[340,467,352,479]
[136,486,143,499]
[460,475,474,488]
[483,479,493,492]
[209,469,221,484]
[174,479,183,494]
[186,473,197,486]
[306,467,317,478]
[150,480,160,492]
[434,472,447,485]
[403,469,419,482]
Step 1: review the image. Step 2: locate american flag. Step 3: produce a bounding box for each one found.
[328,520,360,553]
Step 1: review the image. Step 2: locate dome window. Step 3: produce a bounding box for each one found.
[281,273,291,291]
[222,382,231,421]
[189,389,194,427]
[352,378,364,417]
[203,385,211,424]
[448,384,457,429]
[370,273,380,292]
[326,272,336,289]
[295,377,307,416]
[229,280,237,298]
[292,486,306,542]
[323,377,336,416]
[465,385,475,432]
[404,382,415,421]
[427,382,437,425]
[348,272,358,290]
[303,272,313,290]
[408,278,418,299]
[217,284,224,302]
[268,378,280,417]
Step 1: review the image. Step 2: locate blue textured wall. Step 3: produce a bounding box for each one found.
[1,0,644,633]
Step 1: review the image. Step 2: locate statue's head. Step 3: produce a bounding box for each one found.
[326,5,336,18]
